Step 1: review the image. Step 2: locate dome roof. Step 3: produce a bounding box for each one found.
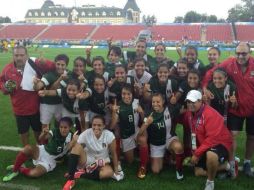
[41,0,55,9]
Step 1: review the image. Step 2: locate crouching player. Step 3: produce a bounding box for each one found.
[139,93,184,180]
[2,117,78,181]
[186,90,233,190]
[63,115,123,190]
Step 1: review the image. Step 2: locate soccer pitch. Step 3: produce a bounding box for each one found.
[0,48,253,190]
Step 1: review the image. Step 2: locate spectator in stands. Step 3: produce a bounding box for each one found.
[186,90,233,190]
[0,46,55,146]
[149,43,175,75]
[203,42,254,177]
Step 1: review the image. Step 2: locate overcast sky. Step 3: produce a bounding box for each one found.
[1,0,243,23]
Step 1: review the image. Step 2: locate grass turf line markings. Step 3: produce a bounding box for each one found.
[0,183,40,190]
[0,146,22,152]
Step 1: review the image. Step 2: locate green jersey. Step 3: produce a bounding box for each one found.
[123,51,153,68]
[118,99,139,139]
[44,127,72,158]
[109,76,134,102]
[147,107,174,146]
[88,88,109,115]
[57,88,89,114]
[41,71,62,105]
[149,57,175,76]
[149,76,178,100]
[105,62,122,78]
[207,80,236,116]
[86,70,110,87]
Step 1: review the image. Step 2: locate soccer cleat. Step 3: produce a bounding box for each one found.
[176,170,184,180]
[62,180,75,190]
[204,180,214,190]
[183,157,192,166]
[2,172,19,182]
[243,162,254,177]
[86,159,105,173]
[111,171,124,181]
[74,169,86,179]
[137,167,146,179]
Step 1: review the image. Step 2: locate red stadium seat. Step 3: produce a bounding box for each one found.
[0,25,48,39]
[206,24,233,42]
[91,25,145,41]
[37,25,95,40]
[235,24,254,41]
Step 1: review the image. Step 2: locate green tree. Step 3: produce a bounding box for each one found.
[174,16,184,23]
[184,11,201,23]
[0,16,11,23]
[227,0,254,22]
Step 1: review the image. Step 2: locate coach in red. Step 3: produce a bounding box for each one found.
[186,90,232,190]
[0,46,54,146]
[204,42,254,177]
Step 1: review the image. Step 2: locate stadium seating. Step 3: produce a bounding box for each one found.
[37,25,95,40]
[0,25,47,39]
[205,24,233,42]
[150,25,201,41]
[235,24,254,41]
[91,25,145,41]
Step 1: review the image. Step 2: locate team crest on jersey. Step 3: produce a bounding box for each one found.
[102,143,107,148]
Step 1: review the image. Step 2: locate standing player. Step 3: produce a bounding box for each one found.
[0,46,55,146]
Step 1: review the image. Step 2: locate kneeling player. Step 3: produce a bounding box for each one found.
[3,117,77,181]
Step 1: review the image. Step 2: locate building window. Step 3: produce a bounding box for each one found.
[81,11,85,16]
[54,12,58,16]
[61,12,65,16]
[96,12,99,16]
[88,12,92,16]
[110,12,114,16]
[41,12,45,16]
[48,12,51,16]
[117,11,121,16]
[28,12,32,16]
[102,11,106,16]
[35,12,38,16]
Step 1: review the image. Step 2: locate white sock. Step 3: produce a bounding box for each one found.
[244,159,251,164]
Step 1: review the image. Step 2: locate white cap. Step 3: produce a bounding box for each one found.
[186,90,202,102]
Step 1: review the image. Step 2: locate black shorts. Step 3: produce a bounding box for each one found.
[196,144,229,170]
[227,113,254,135]
[15,113,41,134]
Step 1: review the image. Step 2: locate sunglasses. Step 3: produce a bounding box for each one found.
[236,52,249,57]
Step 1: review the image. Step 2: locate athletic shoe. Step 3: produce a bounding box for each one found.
[2,171,19,182]
[183,157,192,166]
[62,180,75,190]
[111,171,124,181]
[74,169,86,179]
[243,162,254,177]
[204,180,214,190]
[137,167,146,179]
[86,159,105,173]
[176,170,184,180]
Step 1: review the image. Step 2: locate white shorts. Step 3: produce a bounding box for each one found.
[121,127,139,152]
[85,111,111,126]
[150,136,178,158]
[33,145,56,172]
[85,155,111,166]
[40,104,62,124]
[62,107,79,119]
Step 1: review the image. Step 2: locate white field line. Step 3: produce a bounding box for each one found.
[0,183,40,190]
[0,146,22,151]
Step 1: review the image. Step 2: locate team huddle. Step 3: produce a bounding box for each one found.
[0,40,254,190]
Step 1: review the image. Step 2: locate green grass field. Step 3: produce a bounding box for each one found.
[0,47,253,190]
